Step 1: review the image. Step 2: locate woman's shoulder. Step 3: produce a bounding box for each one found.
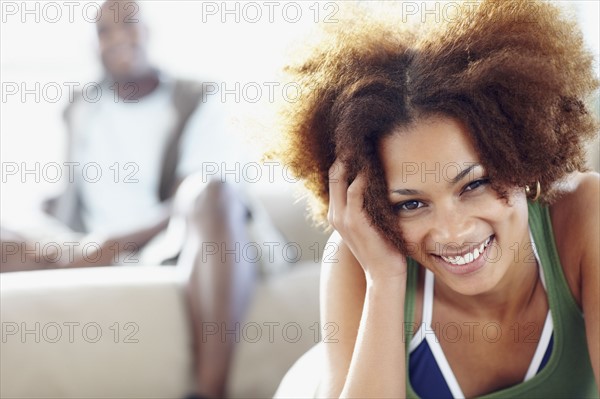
[549,171,599,242]
[548,171,599,307]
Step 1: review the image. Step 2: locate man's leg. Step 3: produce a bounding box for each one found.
[0,226,159,272]
[0,227,44,272]
[177,179,256,398]
[0,226,99,272]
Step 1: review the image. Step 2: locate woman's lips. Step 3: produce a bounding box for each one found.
[440,235,493,264]
[433,235,495,276]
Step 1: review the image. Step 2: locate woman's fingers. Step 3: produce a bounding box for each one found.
[327,162,407,279]
[328,159,369,231]
[346,172,366,211]
[328,160,348,226]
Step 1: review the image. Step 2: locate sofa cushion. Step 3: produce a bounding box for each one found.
[0,266,195,398]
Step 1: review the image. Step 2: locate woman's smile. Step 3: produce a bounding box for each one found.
[433,234,495,276]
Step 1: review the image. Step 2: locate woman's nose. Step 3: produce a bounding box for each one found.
[427,203,475,250]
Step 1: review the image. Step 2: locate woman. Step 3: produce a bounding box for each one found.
[273,0,599,397]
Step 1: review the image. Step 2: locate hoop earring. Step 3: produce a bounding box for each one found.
[525,181,541,201]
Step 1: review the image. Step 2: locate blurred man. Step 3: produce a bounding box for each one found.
[1,1,259,397]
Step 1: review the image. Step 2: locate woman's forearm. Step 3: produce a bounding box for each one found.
[340,275,407,398]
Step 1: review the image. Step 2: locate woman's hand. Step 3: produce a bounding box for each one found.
[327,159,407,282]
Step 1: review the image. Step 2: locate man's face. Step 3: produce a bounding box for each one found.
[96,1,149,81]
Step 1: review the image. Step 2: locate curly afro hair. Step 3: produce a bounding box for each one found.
[271,0,599,253]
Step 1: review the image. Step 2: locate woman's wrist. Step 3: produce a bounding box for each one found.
[365,267,408,287]
[365,272,408,297]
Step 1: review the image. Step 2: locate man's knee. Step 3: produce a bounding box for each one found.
[196,180,241,217]
[175,177,247,228]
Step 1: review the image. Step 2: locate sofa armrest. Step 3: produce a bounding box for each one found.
[1,266,195,398]
[1,261,323,398]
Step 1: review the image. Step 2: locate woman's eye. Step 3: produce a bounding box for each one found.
[463,178,490,193]
[394,200,424,213]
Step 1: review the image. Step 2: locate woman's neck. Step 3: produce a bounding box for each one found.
[434,230,540,322]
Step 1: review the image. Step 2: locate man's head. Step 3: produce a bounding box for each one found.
[97,0,151,81]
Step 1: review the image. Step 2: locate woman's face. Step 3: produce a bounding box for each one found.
[379,116,530,296]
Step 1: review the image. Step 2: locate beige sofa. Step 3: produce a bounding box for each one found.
[0,189,327,398]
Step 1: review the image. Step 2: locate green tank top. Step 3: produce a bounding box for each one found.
[403,200,599,398]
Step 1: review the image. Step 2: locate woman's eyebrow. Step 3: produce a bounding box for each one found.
[389,163,482,195]
[390,188,421,196]
[448,163,481,185]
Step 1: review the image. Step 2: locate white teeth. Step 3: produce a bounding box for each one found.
[464,252,474,263]
[441,236,492,266]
